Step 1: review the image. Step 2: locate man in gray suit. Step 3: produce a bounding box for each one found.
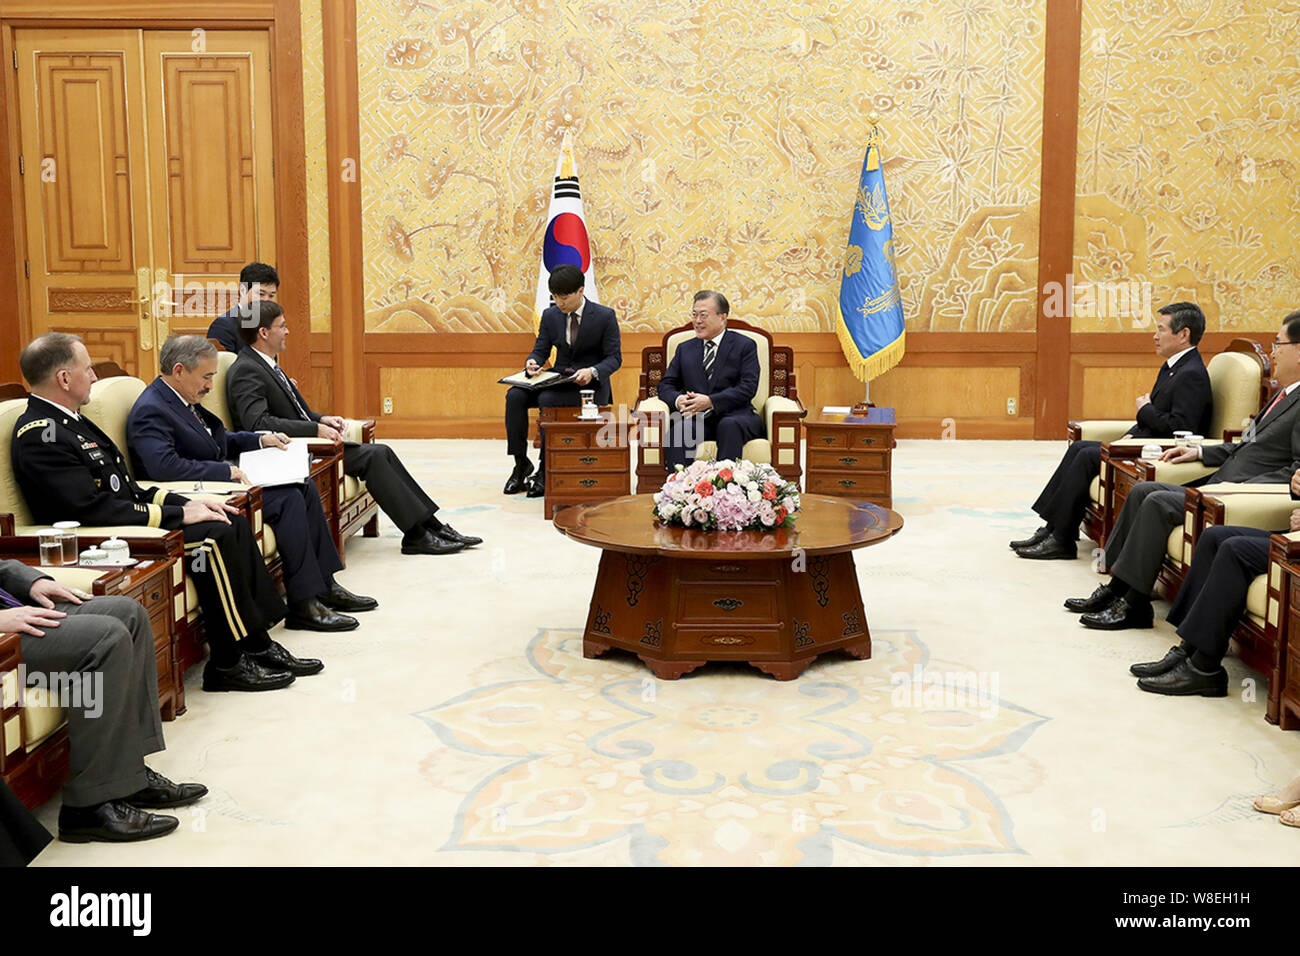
[0,561,206,843]
[1067,311,1300,630]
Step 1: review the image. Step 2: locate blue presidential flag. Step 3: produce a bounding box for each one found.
[837,128,904,380]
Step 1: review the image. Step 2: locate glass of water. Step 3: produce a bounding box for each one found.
[38,529,63,566]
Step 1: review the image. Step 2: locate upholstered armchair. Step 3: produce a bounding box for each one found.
[1077,339,1271,544]
[633,319,805,493]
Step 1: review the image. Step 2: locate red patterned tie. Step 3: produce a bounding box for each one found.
[1261,388,1288,422]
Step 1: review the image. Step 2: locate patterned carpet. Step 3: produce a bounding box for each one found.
[29,440,1300,865]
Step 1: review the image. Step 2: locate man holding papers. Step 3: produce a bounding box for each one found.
[503,264,621,497]
[227,302,479,556]
[129,335,374,633]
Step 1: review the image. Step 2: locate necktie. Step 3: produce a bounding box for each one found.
[703,340,716,380]
[190,405,210,435]
[0,585,23,609]
[274,363,311,420]
[567,312,579,349]
[1261,388,1288,422]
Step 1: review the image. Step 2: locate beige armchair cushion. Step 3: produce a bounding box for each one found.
[0,398,35,525]
[83,376,148,469]
[1142,460,1216,486]
[1206,350,1263,439]
[1206,491,1296,534]
[1245,574,1268,627]
[201,351,238,429]
[1075,420,1135,443]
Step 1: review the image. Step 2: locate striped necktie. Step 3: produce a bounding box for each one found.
[703,340,716,380]
[274,363,311,420]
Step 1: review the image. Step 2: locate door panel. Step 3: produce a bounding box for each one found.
[17,29,152,374]
[14,28,276,376]
[144,30,274,314]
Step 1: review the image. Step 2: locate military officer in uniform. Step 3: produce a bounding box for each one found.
[11,332,320,693]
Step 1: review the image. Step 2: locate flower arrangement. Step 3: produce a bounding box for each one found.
[652,459,800,531]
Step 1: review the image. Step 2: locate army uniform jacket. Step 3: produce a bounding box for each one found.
[11,397,189,529]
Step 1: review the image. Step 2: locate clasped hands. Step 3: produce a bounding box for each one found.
[675,392,713,417]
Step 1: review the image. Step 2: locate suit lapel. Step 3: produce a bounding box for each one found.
[159,381,215,450]
[1256,386,1300,434]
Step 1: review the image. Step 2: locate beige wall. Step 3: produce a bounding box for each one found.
[353,0,1046,336]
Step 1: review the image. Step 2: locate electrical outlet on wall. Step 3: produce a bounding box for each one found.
[1006,397,1017,416]
[383,397,393,414]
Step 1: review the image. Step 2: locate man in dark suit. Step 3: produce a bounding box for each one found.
[11,333,316,694]
[206,261,278,354]
[1067,312,1300,630]
[128,334,376,631]
[0,558,206,843]
[1013,302,1213,559]
[655,290,764,471]
[1129,489,1299,697]
[225,302,480,555]
[504,264,622,497]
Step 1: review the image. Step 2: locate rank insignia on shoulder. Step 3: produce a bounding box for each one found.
[81,441,98,449]
[16,419,50,438]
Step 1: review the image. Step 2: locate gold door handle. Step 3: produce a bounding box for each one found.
[138,268,153,351]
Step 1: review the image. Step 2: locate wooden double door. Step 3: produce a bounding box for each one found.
[13,28,275,377]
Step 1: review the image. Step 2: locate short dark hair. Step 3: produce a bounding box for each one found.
[693,290,729,316]
[547,265,584,296]
[1283,310,1300,345]
[1158,301,1205,345]
[160,334,218,374]
[239,262,279,292]
[19,332,82,387]
[238,300,286,346]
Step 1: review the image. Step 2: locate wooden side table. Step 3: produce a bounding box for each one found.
[803,408,896,507]
[540,407,633,519]
[1271,534,1300,730]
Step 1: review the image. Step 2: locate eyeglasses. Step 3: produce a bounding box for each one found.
[1272,340,1300,350]
[690,311,717,320]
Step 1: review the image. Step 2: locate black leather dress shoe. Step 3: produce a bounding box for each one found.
[401,528,466,555]
[286,597,358,632]
[1137,658,1228,697]
[526,473,545,498]
[1010,526,1051,550]
[434,523,482,547]
[1080,597,1154,630]
[1064,585,1117,613]
[1130,645,1189,678]
[321,581,378,612]
[59,800,178,843]
[123,767,208,810]
[202,656,295,692]
[1015,537,1077,560]
[249,640,324,676]
[503,461,534,495]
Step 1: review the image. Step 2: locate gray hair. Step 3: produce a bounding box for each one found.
[19,332,83,386]
[160,334,218,374]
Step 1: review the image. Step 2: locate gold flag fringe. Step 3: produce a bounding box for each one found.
[835,319,904,382]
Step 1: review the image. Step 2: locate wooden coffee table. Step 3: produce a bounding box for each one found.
[553,494,903,680]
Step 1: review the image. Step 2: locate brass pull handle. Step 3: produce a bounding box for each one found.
[838,456,859,466]
[561,436,575,445]
[820,437,836,444]
[713,598,743,611]
[579,456,597,465]
[838,479,857,488]
[860,437,875,445]
[579,478,597,487]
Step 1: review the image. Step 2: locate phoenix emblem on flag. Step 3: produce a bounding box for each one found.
[855,182,891,231]
[843,244,862,277]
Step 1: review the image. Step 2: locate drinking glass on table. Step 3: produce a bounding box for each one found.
[38,529,63,566]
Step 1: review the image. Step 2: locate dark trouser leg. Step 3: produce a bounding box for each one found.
[712,409,764,461]
[1174,529,1272,661]
[262,483,343,604]
[183,516,284,665]
[505,386,540,459]
[1032,441,1101,542]
[664,411,707,471]
[343,441,437,534]
[1107,487,1186,596]
[21,597,162,807]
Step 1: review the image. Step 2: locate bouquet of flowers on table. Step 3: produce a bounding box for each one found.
[652,459,801,531]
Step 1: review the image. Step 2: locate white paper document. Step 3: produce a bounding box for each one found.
[238,440,310,487]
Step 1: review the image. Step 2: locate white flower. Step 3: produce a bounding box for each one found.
[748,489,761,502]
